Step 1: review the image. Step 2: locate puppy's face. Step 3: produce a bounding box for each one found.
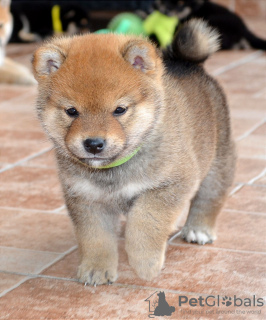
[33,34,164,168]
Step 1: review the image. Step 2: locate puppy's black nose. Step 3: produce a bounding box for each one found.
[83,138,106,154]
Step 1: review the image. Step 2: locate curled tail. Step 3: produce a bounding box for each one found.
[165,19,220,64]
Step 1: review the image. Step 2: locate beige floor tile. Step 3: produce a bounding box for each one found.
[0,111,44,133]
[236,143,266,160]
[6,43,37,58]
[0,247,60,274]
[0,129,50,164]
[12,54,35,70]
[0,84,29,101]
[205,50,252,74]
[234,158,266,183]
[0,208,76,252]
[22,149,57,168]
[0,272,26,295]
[0,163,8,170]
[0,90,37,112]
[253,87,266,99]
[172,210,266,252]
[228,96,266,120]
[218,58,266,96]
[217,210,266,252]
[42,240,266,297]
[0,166,64,210]
[42,250,79,279]
[119,245,266,296]
[231,117,261,139]
[1,277,263,320]
[252,123,266,135]
[0,278,178,320]
[225,185,266,213]
[257,174,266,186]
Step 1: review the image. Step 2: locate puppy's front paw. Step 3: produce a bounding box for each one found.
[181,226,216,245]
[77,259,118,286]
[127,248,165,281]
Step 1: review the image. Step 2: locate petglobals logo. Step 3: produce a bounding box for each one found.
[178,295,265,308]
[144,292,265,318]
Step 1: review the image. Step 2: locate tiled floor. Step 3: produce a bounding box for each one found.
[0,19,265,319]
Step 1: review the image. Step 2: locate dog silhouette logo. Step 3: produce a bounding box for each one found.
[145,291,175,318]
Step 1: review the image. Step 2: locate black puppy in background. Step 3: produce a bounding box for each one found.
[10,1,90,43]
[155,0,266,50]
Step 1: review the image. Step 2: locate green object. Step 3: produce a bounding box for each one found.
[94,146,141,169]
[143,11,179,48]
[108,13,145,35]
[95,29,110,34]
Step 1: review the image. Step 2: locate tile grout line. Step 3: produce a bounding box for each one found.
[33,245,78,275]
[0,269,220,298]
[52,205,66,213]
[0,206,66,215]
[0,245,77,298]
[0,147,52,174]
[0,245,74,256]
[0,270,78,283]
[2,242,265,298]
[0,276,31,298]
[229,167,266,197]
[247,167,266,185]
[211,50,264,76]
[236,118,266,142]
[229,183,244,196]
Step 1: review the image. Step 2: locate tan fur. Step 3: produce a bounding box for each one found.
[33,20,235,285]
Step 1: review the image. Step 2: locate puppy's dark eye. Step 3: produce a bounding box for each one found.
[113,106,127,116]
[65,107,79,117]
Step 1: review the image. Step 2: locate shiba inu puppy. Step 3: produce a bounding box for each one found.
[155,0,266,50]
[10,2,90,43]
[0,0,35,84]
[33,19,235,285]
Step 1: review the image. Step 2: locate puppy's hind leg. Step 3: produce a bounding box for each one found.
[182,145,236,245]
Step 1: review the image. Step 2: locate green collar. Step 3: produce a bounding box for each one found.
[95,146,141,169]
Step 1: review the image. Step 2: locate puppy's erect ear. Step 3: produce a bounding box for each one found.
[33,37,72,81]
[122,40,162,77]
[32,45,66,80]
